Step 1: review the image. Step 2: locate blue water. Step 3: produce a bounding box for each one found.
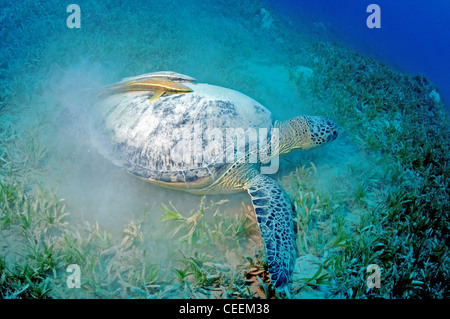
[263,0,450,110]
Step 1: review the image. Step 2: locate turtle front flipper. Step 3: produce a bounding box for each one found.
[245,173,297,292]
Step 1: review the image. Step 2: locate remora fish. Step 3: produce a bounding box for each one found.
[100,77,193,102]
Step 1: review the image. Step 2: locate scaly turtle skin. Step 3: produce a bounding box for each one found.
[92,72,338,292]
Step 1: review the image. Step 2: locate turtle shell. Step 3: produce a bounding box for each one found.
[91,83,273,190]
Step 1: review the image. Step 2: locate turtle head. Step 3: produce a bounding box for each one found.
[283,115,338,152]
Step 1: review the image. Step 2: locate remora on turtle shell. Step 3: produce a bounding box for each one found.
[99,71,194,101]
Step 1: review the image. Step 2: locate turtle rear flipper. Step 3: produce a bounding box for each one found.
[245,172,298,292]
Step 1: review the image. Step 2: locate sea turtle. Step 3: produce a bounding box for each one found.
[91,71,338,292]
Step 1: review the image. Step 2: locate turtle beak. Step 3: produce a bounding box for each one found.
[325,118,338,143]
